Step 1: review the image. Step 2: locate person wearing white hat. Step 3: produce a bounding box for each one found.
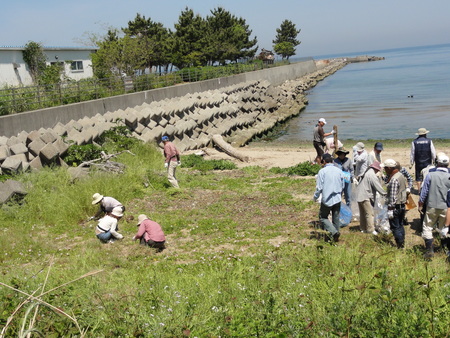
[95,206,124,243]
[132,214,166,251]
[418,153,450,259]
[410,127,436,192]
[90,193,124,221]
[383,158,408,248]
[353,142,368,180]
[313,118,334,165]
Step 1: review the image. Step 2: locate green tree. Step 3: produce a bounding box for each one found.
[272,20,301,60]
[91,29,123,78]
[205,7,258,65]
[172,7,208,68]
[22,41,47,84]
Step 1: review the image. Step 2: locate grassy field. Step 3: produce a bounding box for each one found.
[1,140,450,337]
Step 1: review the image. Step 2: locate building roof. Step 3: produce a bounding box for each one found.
[0,46,98,51]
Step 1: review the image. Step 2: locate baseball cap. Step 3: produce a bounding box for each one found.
[437,153,449,165]
[161,136,169,142]
[318,118,327,125]
[374,142,383,151]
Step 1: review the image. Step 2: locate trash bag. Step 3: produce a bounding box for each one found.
[350,182,360,221]
[374,193,390,234]
[340,202,352,227]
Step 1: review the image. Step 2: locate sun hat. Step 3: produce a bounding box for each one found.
[370,161,382,171]
[161,136,169,142]
[437,153,449,165]
[318,118,327,125]
[137,214,148,226]
[374,142,384,151]
[416,128,430,135]
[336,147,349,155]
[355,142,365,151]
[382,159,397,168]
[92,193,104,205]
[111,206,123,218]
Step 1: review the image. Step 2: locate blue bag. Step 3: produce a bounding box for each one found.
[339,202,352,227]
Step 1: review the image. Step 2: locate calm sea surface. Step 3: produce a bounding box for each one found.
[275,43,450,142]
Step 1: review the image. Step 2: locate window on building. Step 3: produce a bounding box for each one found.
[70,61,84,72]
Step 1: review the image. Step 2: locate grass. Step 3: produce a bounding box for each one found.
[1,140,450,336]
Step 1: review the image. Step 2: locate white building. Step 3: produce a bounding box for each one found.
[0,46,97,87]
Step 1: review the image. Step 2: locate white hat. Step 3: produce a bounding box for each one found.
[382,159,397,168]
[92,193,104,205]
[137,214,148,225]
[355,142,365,151]
[318,118,327,125]
[111,206,123,217]
[437,153,449,165]
[415,128,430,135]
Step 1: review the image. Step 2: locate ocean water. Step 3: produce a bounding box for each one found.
[276,43,450,142]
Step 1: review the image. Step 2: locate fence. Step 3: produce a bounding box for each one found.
[0,59,301,116]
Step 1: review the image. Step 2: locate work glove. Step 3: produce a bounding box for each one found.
[164,163,169,168]
[353,178,359,186]
[177,161,181,166]
[132,236,137,241]
[406,187,411,194]
[388,210,394,220]
[330,130,335,134]
[440,226,449,238]
[88,216,95,221]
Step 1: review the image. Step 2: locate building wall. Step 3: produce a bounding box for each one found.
[0,48,95,87]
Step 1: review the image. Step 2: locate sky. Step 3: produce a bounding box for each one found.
[2,0,450,58]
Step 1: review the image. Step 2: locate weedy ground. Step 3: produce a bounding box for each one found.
[1,141,450,337]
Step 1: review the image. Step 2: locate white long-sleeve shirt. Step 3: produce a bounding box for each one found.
[96,215,123,239]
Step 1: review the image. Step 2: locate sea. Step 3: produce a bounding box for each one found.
[274,43,450,142]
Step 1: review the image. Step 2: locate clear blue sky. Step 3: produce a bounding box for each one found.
[2,0,450,57]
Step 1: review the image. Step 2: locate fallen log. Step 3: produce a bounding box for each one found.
[212,134,249,162]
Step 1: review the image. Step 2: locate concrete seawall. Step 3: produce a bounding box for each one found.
[0,59,348,175]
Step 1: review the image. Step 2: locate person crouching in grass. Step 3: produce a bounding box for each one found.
[95,207,124,243]
[132,214,166,252]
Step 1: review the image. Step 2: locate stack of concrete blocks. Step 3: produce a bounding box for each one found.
[0,61,348,176]
[0,179,27,205]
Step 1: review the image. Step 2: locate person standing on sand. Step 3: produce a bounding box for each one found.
[367,142,383,167]
[313,118,334,165]
[411,128,435,192]
[353,142,368,181]
[383,159,408,249]
[334,147,353,207]
[162,135,181,188]
[313,154,344,242]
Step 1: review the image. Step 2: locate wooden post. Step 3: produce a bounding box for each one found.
[332,125,338,157]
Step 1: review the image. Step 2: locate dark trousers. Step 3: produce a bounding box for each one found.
[389,204,406,248]
[319,202,341,236]
[140,237,165,251]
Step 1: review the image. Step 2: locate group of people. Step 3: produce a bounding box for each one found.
[313,119,450,261]
[90,193,166,251]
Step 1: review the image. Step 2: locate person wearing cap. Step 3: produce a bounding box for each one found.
[418,153,450,259]
[132,214,166,251]
[162,135,181,188]
[90,193,125,220]
[313,153,345,242]
[410,128,436,192]
[383,158,408,249]
[334,147,353,207]
[354,161,387,235]
[367,142,383,167]
[313,118,334,165]
[353,142,368,180]
[95,206,124,243]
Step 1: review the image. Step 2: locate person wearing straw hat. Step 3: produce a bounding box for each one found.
[410,128,436,192]
[90,193,124,220]
[132,214,166,251]
[313,118,334,165]
[355,161,387,235]
[162,135,181,188]
[95,206,124,243]
[334,147,353,207]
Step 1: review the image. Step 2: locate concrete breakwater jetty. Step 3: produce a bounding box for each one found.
[0,56,378,180]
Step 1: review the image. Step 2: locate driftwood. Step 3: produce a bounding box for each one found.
[78,150,135,173]
[212,134,249,162]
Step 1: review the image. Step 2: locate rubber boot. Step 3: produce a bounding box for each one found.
[424,239,434,260]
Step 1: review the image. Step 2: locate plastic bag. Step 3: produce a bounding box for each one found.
[374,193,390,234]
[340,202,352,227]
[350,182,360,221]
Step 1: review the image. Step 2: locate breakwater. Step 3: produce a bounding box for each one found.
[0,58,350,175]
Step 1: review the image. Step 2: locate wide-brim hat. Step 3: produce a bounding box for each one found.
[336,147,349,155]
[355,142,365,151]
[137,214,148,226]
[92,193,104,205]
[416,128,430,135]
[111,206,123,218]
[370,161,382,171]
[381,159,397,168]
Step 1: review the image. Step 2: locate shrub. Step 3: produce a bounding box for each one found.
[182,154,237,171]
[62,144,103,166]
[269,161,321,176]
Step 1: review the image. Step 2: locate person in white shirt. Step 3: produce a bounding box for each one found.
[367,142,383,167]
[95,207,124,243]
[353,142,368,180]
